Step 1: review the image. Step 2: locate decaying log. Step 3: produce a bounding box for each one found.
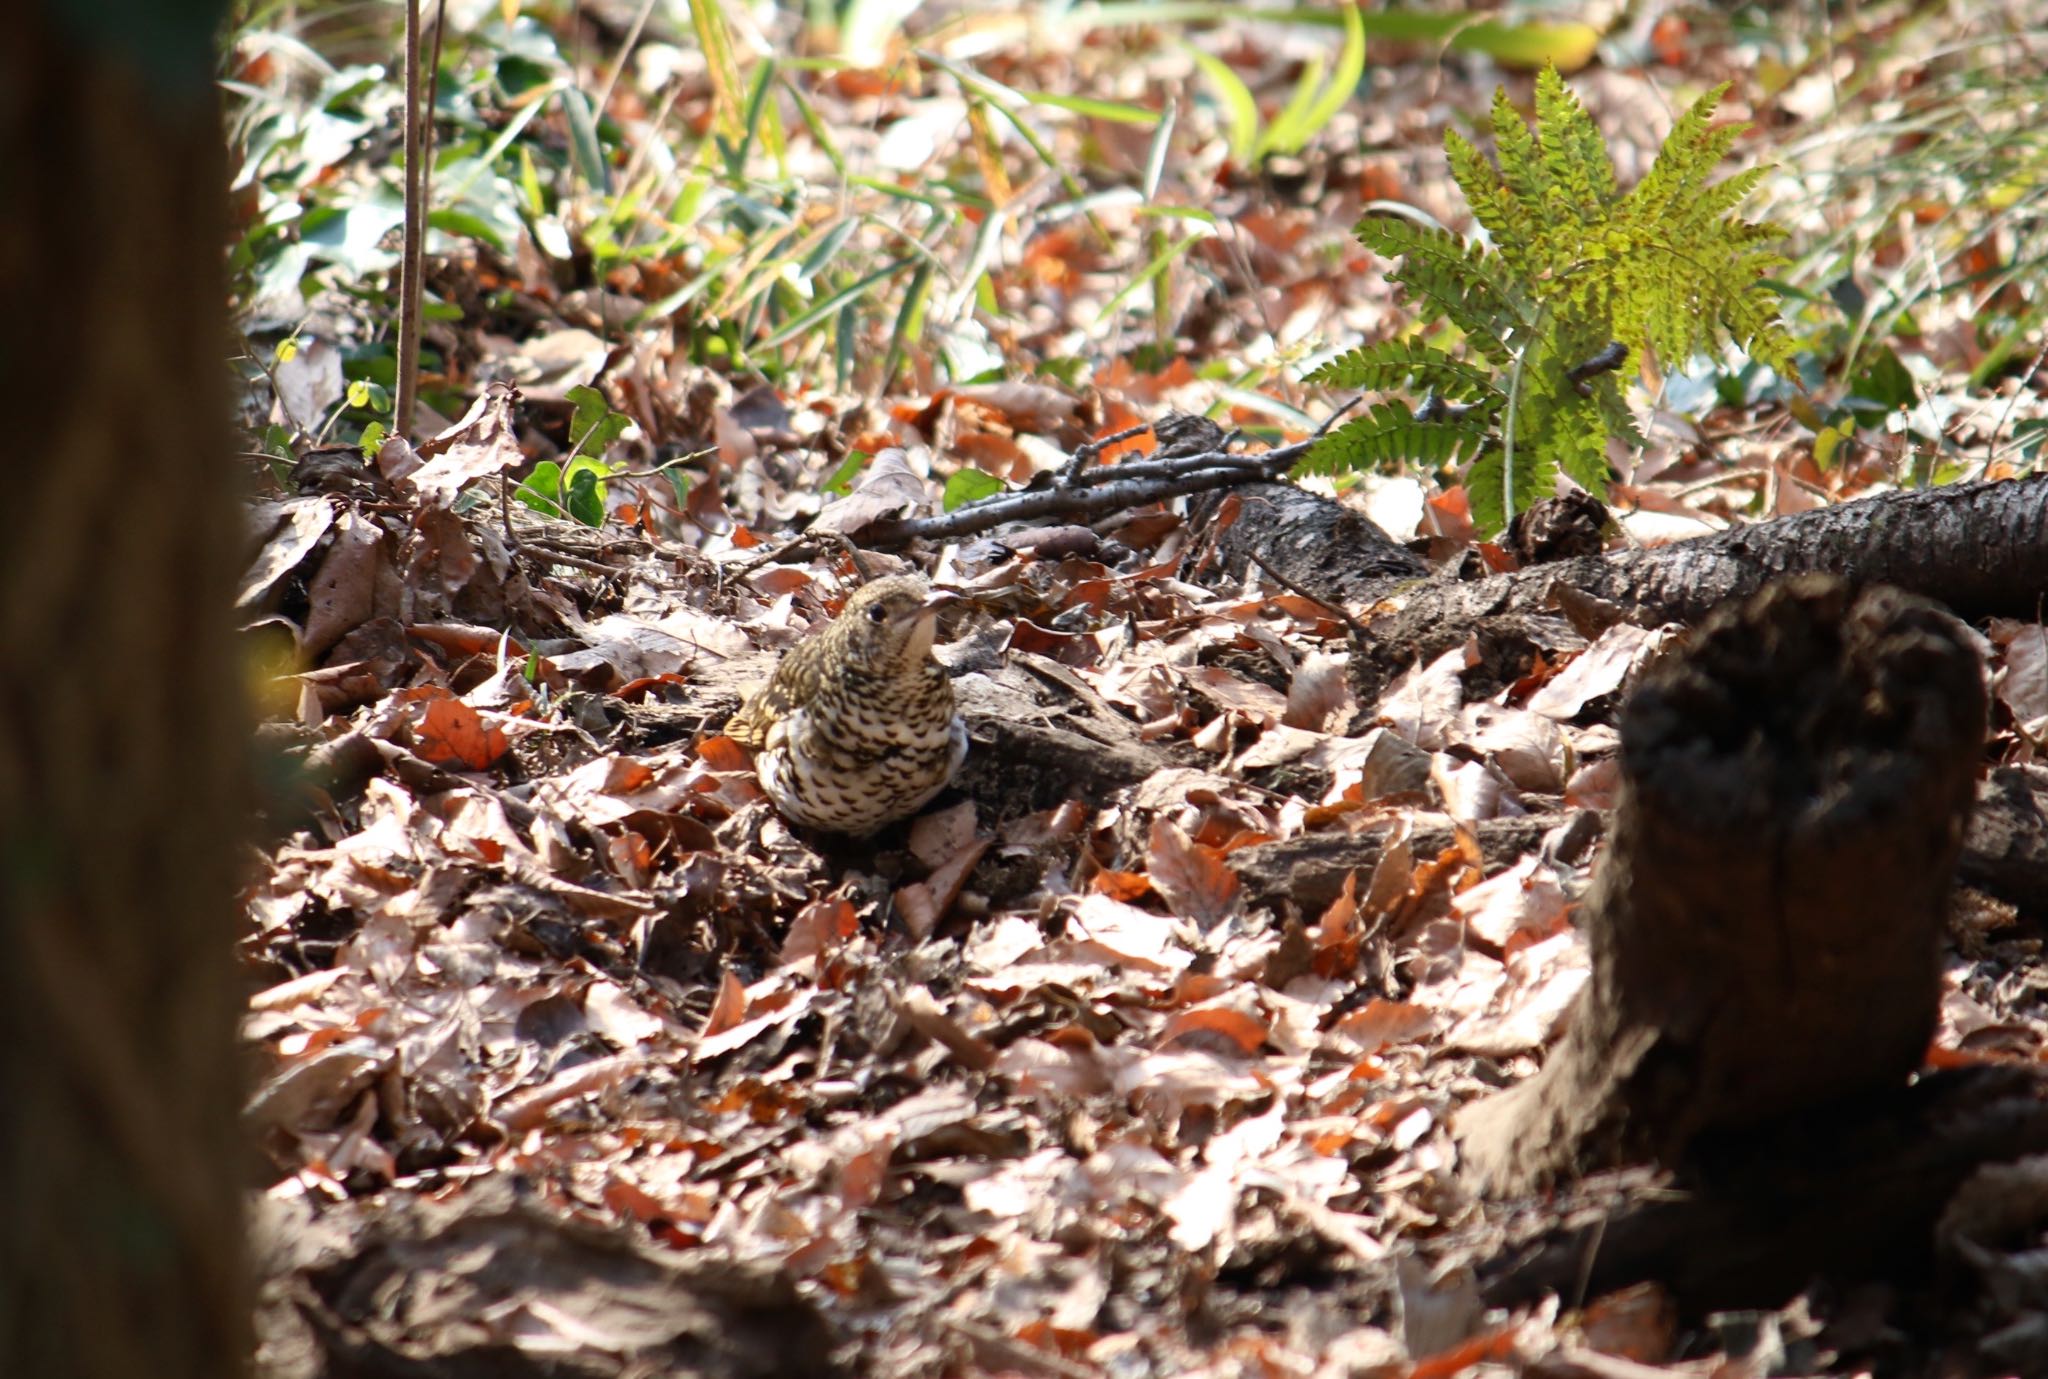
[1178,471,2048,701]
[1456,577,1988,1197]
[1186,480,1429,605]
[1351,475,2048,700]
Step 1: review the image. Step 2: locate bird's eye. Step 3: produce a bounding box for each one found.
[867,605,888,623]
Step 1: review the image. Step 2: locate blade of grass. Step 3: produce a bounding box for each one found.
[687,0,746,143]
[1094,227,1209,331]
[882,259,935,385]
[759,254,920,348]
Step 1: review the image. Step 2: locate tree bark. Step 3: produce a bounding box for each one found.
[1455,578,1986,1196]
[1185,473,2048,700]
[0,5,248,1376]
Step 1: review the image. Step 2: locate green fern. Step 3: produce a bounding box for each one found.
[1304,67,1792,535]
[1294,402,1492,477]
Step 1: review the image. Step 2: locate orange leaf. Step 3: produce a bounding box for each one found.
[699,970,747,1039]
[1160,1006,1268,1054]
[1091,868,1151,901]
[411,694,509,768]
[1405,1324,1518,1379]
[781,897,860,965]
[603,758,657,792]
[697,734,754,771]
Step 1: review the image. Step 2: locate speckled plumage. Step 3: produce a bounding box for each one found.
[726,576,967,835]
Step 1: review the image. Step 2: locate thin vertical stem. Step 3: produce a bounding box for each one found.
[395,0,424,438]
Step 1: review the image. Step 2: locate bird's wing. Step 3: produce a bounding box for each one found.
[725,642,822,750]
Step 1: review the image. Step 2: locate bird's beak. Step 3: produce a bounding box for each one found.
[899,590,957,658]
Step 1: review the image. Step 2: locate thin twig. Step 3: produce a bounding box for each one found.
[729,533,831,576]
[819,531,878,583]
[1248,549,1365,636]
[522,542,627,577]
[1071,449,1269,487]
[590,0,658,134]
[1056,421,1150,484]
[495,476,627,577]
[419,0,447,270]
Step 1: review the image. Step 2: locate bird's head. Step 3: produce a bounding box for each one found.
[830,575,957,673]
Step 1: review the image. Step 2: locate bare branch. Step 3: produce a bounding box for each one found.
[860,439,1314,547]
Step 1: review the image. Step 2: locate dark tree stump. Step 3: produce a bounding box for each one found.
[1456,577,1987,1196]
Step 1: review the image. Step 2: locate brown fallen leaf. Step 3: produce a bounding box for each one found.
[1147,817,1239,928]
[406,380,523,508]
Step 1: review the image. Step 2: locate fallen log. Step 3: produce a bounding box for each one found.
[1181,471,2048,701]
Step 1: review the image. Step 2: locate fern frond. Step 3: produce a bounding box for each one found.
[1624,84,1742,229]
[1533,65,1615,222]
[1589,375,1646,450]
[1465,445,1547,538]
[1306,338,1500,402]
[1297,403,1491,477]
[1490,87,1549,216]
[1470,363,1609,535]
[1355,217,1530,365]
[1446,129,1533,276]
[1312,65,1791,535]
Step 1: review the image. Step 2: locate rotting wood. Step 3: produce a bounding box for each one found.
[1455,577,1988,1197]
[1184,470,2048,702]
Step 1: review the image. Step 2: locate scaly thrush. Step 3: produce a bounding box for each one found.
[726,575,967,835]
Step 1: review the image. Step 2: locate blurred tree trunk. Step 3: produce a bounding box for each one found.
[0,3,248,1377]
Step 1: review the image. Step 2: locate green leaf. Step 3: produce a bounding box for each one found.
[1018,89,1161,126]
[565,465,606,526]
[1813,422,1851,471]
[942,468,1006,511]
[1847,346,1918,414]
[357,420,387,460]
[515,461,564,516]
[1263,0,1364,159]
[565,384,631,456]
[1183,44,1258,164]
[821,450,870,497]
[262,423,296,462]
[559,86,610,194]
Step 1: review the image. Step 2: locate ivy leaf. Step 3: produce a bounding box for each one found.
[515,460,564,516]
[1847,346,1918,416]
[565,465,606,527]
[565,384,630,456]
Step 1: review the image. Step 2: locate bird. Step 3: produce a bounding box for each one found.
[724,575,968,835]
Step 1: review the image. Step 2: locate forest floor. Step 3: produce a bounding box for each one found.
[229,2,2048,1375]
